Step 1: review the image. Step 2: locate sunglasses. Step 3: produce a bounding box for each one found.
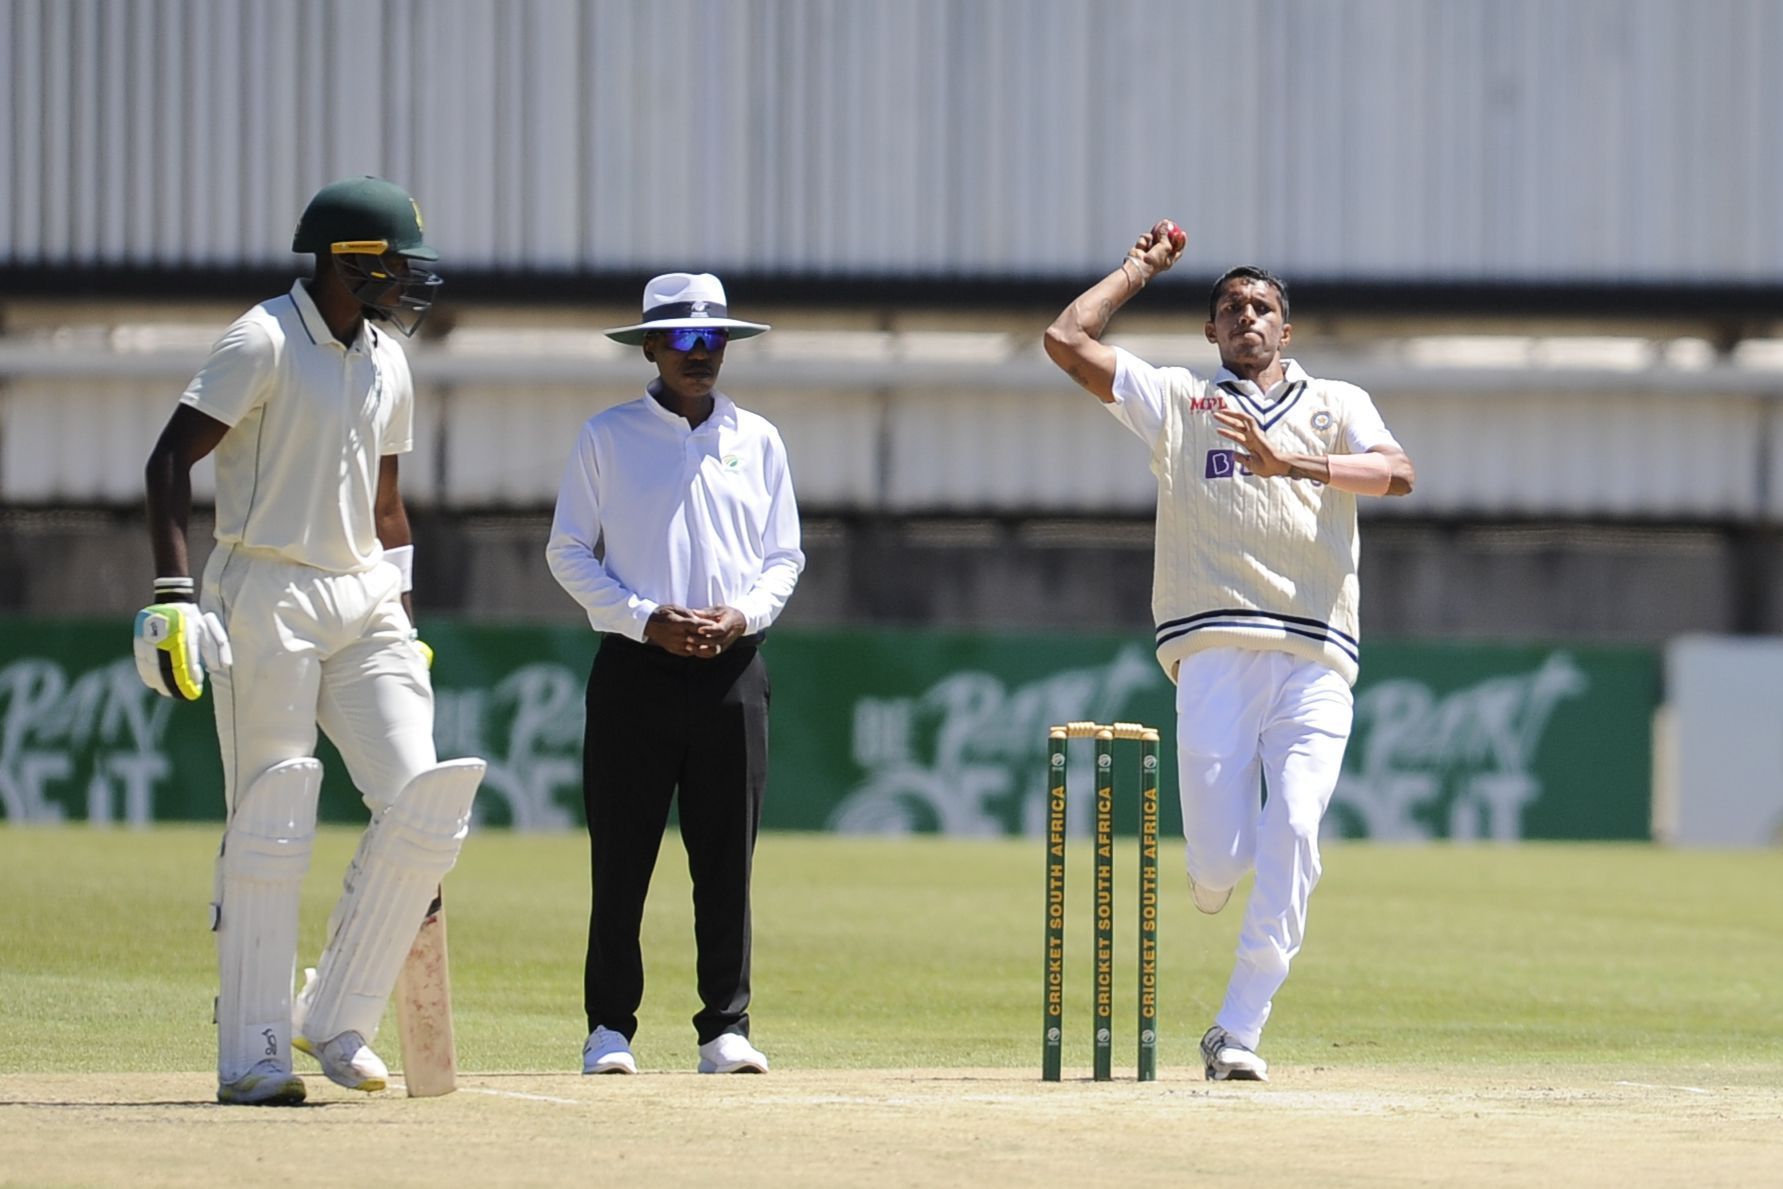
[658,327,730,352]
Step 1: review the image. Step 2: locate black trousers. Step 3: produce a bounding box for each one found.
[582,632,769,1044]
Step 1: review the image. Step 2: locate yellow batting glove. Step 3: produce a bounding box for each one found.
[408,629,434,669]
[132,601,232,701]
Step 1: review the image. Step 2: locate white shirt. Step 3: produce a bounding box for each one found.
[180,280,413,573]
[546,385,804,640]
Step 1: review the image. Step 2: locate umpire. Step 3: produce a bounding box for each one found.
[547,272,804,1075]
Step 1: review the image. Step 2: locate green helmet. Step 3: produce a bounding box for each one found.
[291,175,438,261]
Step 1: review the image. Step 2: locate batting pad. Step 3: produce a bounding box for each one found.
[214,758,322,1083]
[300,759,485,1043]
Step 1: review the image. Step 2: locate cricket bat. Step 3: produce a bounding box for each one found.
[394,888,457,1097]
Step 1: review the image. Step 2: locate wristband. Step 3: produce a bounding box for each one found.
[1120,257,1148,288]
[1325,453,1393,496]
[153,576,196,602]
[385,544,415,592]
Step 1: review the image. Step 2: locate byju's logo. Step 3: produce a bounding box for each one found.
[1204,449,1251,479]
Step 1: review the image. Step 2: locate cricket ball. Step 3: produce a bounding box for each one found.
[1161,220,1187,251]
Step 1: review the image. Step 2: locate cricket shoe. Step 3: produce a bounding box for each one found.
[292,967,388,1092]
[1200,1026,1268,1082]
[293,1029,389,1092]
[697,1032,769,1074]
[216,1060,306,1106]
[1188,871,1232,915]
[582,1026,638,1075]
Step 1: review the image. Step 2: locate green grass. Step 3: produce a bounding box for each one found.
[2,827,1780,1077]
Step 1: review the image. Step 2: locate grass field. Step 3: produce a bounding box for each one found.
[3,827,1781,1186]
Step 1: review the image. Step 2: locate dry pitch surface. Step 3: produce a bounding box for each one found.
[4,1065,1778,1187]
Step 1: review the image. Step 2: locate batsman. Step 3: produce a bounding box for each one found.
[138,176,484,1105]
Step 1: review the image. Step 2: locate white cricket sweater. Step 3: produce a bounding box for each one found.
[1109,350,1398,687]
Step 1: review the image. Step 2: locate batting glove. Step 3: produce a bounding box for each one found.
[133,595,233,702]
[408,628,434,669]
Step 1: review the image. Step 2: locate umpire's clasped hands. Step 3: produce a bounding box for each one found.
[644,604,748,658]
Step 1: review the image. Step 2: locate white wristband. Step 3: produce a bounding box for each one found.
[385,544,415,592]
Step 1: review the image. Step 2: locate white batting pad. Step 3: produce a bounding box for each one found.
[300,759,485,1043]
[214,758,321,1083]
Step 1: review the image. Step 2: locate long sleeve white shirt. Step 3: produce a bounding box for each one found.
[546,385,805,640]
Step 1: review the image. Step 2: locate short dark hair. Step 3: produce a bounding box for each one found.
[1209,266,1289,322]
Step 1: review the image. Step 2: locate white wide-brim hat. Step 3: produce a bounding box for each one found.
[603,272,771,345]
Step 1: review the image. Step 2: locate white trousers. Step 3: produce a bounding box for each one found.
[1175,648,1354,1050]
[202,546,436,817]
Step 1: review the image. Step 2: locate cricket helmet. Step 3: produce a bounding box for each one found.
[293,176,441,336]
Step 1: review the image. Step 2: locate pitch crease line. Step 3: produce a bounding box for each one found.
[398,1083,580,1105]
[1613,1080,1711,1096]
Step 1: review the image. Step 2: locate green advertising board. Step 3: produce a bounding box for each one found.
[1333,643,1657,841]
[0,618,1655,840]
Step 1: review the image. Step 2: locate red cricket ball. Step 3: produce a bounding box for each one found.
[1162,221,1187,251]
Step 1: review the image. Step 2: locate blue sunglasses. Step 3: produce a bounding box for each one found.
[659,327,730,352]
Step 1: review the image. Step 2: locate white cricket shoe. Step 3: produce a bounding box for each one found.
[294,1029,389,1092]
[1200,1025,1268,1082]
[217,1060,306,1106]
[697,1033,769,1074]
[582,1026,638,1075]
[292,967,388,1092]
[1188,871,1232,915]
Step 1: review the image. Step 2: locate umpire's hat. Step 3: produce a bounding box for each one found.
[603,273,771,345]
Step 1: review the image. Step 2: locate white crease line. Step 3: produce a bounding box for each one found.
[1614,1081,1711,1096]
[459,1087,582,1105]
[391,1082,581,1105]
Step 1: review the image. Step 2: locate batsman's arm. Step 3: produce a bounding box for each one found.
[1043,220,1186,404]
[375,455,417,623]
[145,405,231,583]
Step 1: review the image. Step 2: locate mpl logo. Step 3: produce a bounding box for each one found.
[1204,449,1251,479]
[1188,395,1226,412]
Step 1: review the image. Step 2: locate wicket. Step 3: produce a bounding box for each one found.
[1042,721,1161,1082]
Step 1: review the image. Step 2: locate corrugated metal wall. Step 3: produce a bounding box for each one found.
[8,335,1783,519]
[5,0,1780,281]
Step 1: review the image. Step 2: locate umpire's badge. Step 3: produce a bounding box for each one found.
[1311,410,1333,431]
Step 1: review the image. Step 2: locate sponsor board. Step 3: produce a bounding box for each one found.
[1,621,1654,839]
